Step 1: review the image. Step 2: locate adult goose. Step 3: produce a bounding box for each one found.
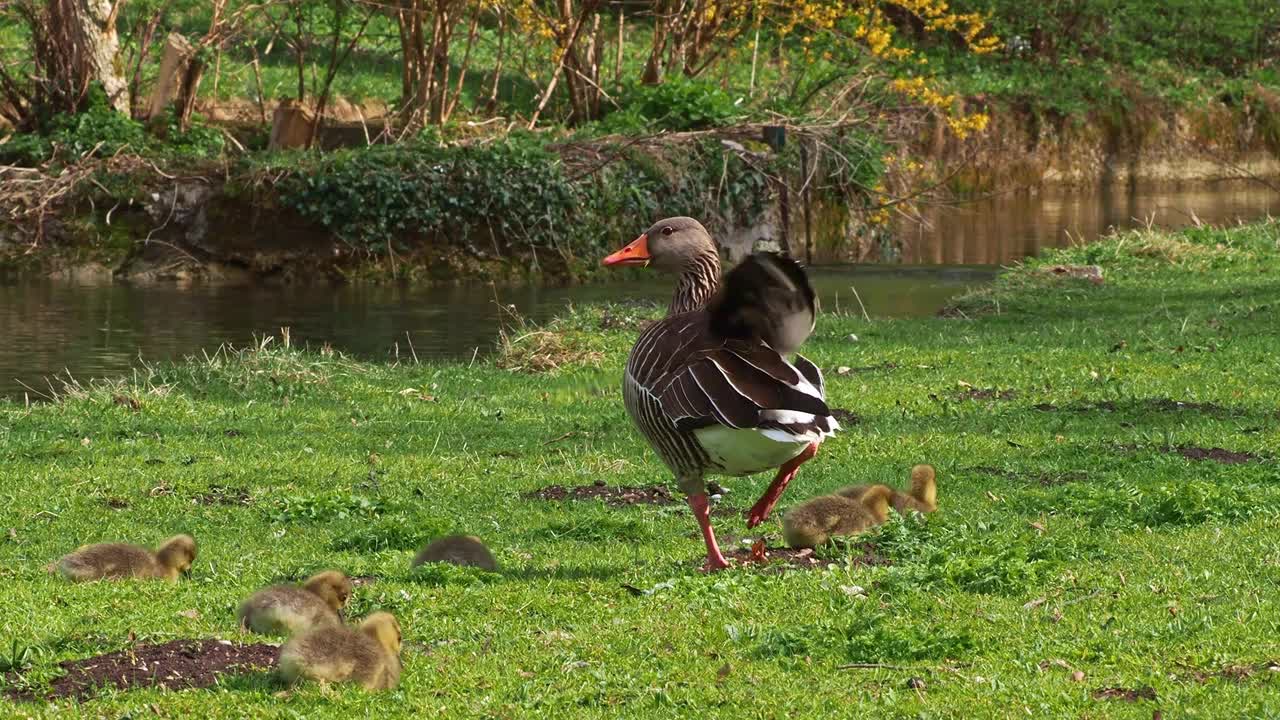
[602,217,839,570]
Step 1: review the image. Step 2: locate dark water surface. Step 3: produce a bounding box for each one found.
[0,266,990,401]
[1,179,1275,400]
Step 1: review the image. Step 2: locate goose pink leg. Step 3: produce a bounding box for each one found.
[746,442,820,528]
[687,493,731,571]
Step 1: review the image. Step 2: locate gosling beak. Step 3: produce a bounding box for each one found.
[181,568,193,580]
[602,233,651,267]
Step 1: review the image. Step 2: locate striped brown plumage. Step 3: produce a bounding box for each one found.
[605,217,839,569]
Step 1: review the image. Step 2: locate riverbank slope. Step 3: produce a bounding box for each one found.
[1,220,1277,716]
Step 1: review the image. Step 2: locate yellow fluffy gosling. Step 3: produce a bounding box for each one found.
[781,486,892,549]
[277,612,403,691]
[837,464,938,514]
[57,535,197,582]
[238,570,352,636]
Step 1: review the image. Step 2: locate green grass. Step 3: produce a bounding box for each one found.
[2,220,1279,717]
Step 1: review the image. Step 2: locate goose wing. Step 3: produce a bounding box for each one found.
[626,313,838,440]
[707,252,816,356]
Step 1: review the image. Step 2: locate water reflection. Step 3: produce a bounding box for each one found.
[2,178,1276,400]
[0,267,990,400]
[893,179,1276,265]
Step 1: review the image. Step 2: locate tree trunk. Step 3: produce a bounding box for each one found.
[69,0,129,112]
[641,0,668,85]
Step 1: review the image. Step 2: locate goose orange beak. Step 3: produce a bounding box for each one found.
[602,234,651,267]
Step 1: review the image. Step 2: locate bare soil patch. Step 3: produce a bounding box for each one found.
[1117,443,1260,464]
[1172,446,1257,464]
[192,485,253,506]
[6,639,277,702]
[1092,685,1158,702]
[1178,660,1280,684]
[716,541,891,572]
[529,481,678,506]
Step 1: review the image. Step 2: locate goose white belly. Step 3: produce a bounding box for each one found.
[693,425,811,477]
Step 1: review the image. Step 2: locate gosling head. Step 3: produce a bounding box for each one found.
[359,612,402,657]
[910,464,938,508]
[155,535,197,578]
[303,570,353,613]
[859,486,893,524]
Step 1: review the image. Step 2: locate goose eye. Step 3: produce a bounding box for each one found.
[661,226,673,236]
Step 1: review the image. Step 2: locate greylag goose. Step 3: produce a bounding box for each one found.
[602,217,839,570]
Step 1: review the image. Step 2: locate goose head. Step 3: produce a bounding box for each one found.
[602,217,716,273]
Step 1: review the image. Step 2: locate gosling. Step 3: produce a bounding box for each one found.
[837,464,938,514]
[238,570,352,636]
[277,612,403,691]
[57,534,197,582]
[782,485,892,549]
[412,535,496,571]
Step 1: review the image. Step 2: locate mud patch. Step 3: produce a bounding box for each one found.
[716,542,890,572]
[969,466,1088,486]
[192,485,253,506]
[1092,686,1157,702]
[1118,444,1261,465]
[6,639,277,702]
[529,481,677,507]
[1173,446,1257,464]
[1179,660,1280,684]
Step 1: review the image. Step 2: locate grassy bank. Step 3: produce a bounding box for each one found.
[1,220,1278,717]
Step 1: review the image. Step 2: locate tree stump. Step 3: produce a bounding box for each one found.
[147,33,194,120]
[269,99,316,150]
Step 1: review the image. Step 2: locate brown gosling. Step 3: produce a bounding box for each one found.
[57,535,197,582]
[277,611,403,691]
[782,485,893,549]
[837,464,938,514]
[238,570,352,636]
[412,535,497,571]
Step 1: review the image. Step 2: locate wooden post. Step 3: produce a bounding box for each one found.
[801,140,813,265]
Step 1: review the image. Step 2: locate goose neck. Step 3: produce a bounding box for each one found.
[670,251,721,315]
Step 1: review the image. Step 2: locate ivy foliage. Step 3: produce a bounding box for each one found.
[0,87,225,166]
[276,133,785,259]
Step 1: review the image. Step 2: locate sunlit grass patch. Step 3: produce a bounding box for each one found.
[1,221,1278,716]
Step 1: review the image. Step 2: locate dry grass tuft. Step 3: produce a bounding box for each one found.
[494,303,603,374]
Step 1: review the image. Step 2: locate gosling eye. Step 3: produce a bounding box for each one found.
[661,226,673,236]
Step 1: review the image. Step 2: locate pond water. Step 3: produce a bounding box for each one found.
[0,266,991,401]
[889,178,1277,264]
[1,178,1275,401]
